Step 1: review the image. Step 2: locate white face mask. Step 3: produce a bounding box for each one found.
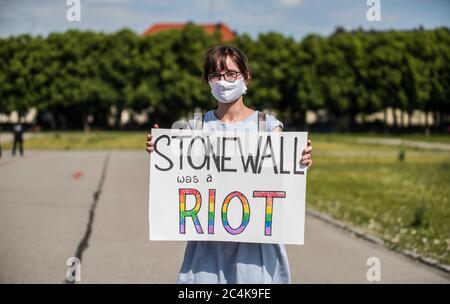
[209,78,247,104]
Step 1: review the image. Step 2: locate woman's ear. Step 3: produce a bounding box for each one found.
[245,72,251,85]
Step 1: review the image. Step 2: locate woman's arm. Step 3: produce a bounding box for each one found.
[273,126,312,169]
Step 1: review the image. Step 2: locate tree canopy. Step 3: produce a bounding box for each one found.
[0,25,448,131]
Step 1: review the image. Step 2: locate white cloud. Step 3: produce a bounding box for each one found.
[277,0,304,7]
[194,0,232,12]
[85,0,133,4]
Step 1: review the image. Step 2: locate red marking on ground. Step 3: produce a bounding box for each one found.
[72,171,84,180]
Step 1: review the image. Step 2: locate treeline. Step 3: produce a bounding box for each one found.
[0,24,449,131]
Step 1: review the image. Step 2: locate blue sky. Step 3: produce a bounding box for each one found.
[0,0,449,40]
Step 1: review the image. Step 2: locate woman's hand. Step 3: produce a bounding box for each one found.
[146,124,159,153]
[300,139,313,169]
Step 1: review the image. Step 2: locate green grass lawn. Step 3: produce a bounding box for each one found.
[2,130,449,265]
[3,131,146,150]
[311,132,450,144]
[2,130,449,151]
[308,144,450,265]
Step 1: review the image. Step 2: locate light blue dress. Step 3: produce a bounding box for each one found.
[176,110,291,284]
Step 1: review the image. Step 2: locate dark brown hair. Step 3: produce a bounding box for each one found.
[201,45,252,85]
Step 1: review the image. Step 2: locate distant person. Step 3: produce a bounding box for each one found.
[12,123,24,156]
[0,125,2,158]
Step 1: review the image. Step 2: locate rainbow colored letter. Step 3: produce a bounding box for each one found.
[179,188,204,234]
[221,191,250,235]
[253,191,286,236]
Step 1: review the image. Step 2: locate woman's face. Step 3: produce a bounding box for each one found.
[208,55,249,104]
[210,56,246,84]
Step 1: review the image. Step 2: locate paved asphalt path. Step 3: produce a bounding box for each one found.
[0,151,449,283]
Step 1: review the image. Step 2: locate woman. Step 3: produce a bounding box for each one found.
[146,45,312,283]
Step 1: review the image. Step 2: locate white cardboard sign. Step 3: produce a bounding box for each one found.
[148,128,307,244]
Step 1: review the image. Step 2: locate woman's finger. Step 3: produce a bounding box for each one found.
[302,150,312,157]
[301,155,311,162]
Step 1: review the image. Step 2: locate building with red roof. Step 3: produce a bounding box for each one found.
[142,22,236,41]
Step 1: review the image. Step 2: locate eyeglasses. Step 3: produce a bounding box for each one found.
[208,71,241,83]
